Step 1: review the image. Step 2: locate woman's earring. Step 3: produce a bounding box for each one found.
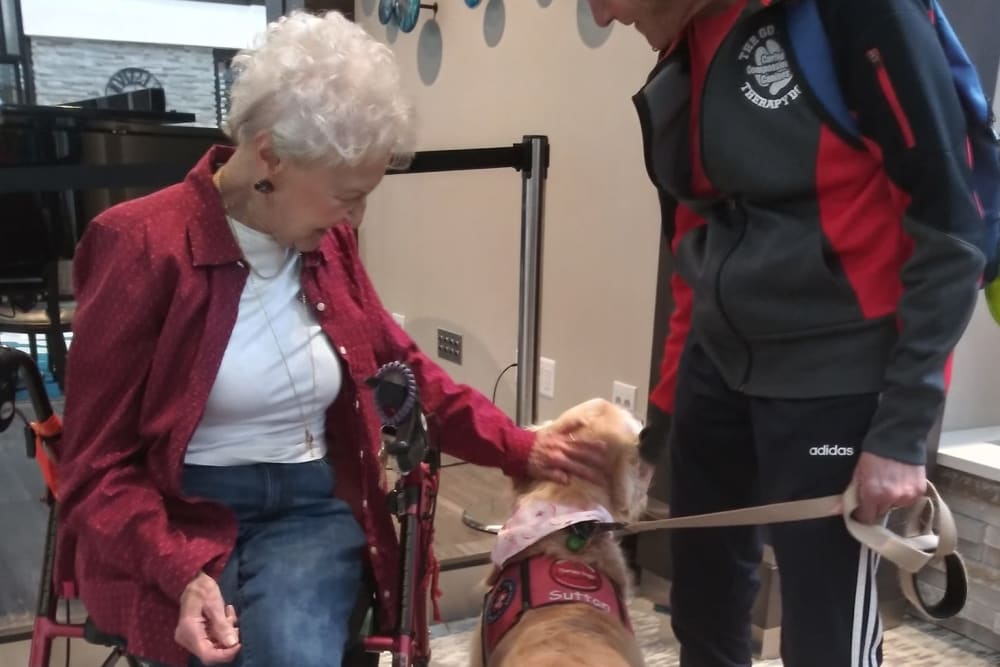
[253,179,274,194]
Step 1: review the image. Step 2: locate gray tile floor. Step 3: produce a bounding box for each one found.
[401,598,1000,667]
[3,598,998,666]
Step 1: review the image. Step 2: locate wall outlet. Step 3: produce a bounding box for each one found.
[539,357,556,399]
[391,312,406,329]
[437,329,463,364]
[612,381,638,415]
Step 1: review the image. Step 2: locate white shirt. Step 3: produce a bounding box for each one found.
[185,219,342,465]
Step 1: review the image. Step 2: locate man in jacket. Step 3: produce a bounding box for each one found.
[586,1,985,665]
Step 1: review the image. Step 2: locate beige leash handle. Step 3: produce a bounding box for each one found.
[842,483,939,574]
[843,481,966,620]
[619,482,967,620]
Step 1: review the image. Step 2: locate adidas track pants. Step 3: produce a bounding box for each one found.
[668,342,885,667]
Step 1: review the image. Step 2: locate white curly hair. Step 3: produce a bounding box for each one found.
[225,11,414,167]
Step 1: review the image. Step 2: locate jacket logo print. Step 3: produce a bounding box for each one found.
[738,25,802,109]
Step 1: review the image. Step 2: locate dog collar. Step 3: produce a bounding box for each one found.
[490,500,617,568]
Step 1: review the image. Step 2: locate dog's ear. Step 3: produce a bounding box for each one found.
[609,442,647,523]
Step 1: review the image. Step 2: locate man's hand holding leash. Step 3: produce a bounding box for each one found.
[851,452,927,525]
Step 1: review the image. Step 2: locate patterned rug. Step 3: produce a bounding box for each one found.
[391,598,1000,666]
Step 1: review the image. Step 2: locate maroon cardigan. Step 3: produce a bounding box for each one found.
[56,145,533,666]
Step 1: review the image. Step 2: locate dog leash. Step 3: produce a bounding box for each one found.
[613,482,967,620]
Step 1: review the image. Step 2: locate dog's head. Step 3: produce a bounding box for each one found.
[484,399,652,588]
[520,398,650,524]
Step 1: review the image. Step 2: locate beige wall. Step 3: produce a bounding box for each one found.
[945,299,1000,431]
[940,64,1000,432]
[355,0,661,423]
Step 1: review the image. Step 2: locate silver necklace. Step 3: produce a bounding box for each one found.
[217,170,289,281]
[217,169,319,452]
[246,255,288,281]
[242,258,319,453]
[231,219,292,280]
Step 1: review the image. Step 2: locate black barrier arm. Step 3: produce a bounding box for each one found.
[0,144,548,192]
[387,146,521,175]
[386,137,550,178]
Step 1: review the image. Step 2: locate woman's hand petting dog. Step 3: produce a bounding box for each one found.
[527,418,609,485]
[175,571,241,665]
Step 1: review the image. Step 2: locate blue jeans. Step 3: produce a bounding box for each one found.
[154,460,367,667]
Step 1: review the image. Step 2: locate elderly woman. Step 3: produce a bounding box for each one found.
[57,11,605,667]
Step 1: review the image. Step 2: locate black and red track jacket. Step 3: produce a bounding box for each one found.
[635,0,985,465]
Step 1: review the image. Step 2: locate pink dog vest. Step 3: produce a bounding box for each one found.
[481,555,632,662]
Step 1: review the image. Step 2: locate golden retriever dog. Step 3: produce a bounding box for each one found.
[470,398,651,667]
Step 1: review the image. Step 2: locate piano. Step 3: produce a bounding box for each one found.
[0,87,227,385]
